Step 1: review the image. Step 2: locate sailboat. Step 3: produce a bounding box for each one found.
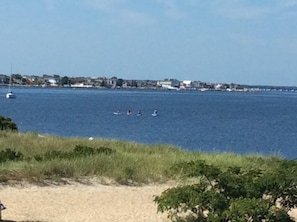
[6,66,16,99]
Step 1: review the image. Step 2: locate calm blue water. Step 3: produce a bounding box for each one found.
[1,87,297,159]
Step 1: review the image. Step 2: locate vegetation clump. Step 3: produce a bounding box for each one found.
[0,115,18,131]
[0,148,23,163]
[155,160,297,221]
[1,116,297,220]
[34,145,114,161]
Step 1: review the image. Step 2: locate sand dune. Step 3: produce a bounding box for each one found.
[0,181,171,222]
[1,181,297,222]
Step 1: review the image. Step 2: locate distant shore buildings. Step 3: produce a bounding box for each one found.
[0,73,295,92]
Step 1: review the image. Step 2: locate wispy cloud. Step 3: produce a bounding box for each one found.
[213,0,273,20]
[116,9,157,27]
[155,0,186,20]
[276,0,297,8]
[274,0,297,19]
[84,0,156,27]
[84,0,125,12]
[212,0,297,20]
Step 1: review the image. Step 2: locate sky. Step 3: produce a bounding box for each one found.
[1,0,297,86]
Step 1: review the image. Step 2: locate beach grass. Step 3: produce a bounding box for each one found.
[0,131,285,185]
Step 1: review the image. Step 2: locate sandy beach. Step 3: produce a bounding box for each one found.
[0,181,171,222]
[1,180,297,222]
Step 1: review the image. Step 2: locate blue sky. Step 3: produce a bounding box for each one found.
[1,0,297,86]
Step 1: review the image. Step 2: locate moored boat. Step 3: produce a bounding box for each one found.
[152,110,158,116]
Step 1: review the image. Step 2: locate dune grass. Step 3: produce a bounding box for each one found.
[0,131,285,185]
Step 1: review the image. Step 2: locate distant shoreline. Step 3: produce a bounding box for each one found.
[1,73,297,92]
[1,83,297,93]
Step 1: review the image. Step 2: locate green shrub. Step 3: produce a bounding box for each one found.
[34,145,115,162]
[155,160,297,222]
[74,145,114,156]
[0,115,18,131]
[96,146,114,155]
[74,145,95,156]
[0,148,23,162]
[44,150,72,160]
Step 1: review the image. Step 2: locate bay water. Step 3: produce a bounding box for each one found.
[1,87,297,159]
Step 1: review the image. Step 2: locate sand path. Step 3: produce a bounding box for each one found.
[2,181,297,222]
[0,181,171,222]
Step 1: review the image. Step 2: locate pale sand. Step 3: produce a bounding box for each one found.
[0,181,172,222]
[1,181,297,222]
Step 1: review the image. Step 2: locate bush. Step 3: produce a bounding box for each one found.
[34,145,115,161]
[0,148,23,162]
[74,145,96,156]
[74,145,114,155]
[154,160,297,222]
[0,115,18,131]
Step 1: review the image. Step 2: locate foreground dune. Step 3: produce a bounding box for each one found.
[0,181,171,222]
[1,181,297,222]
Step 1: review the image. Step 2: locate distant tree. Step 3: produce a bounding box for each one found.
[100,80,106,87]
[116,78,123,87]
[21,77,28,85]
[35,77,45,86]
[53,74,60,79]
[131,80,138,88]
[0,115,18,131]
[61,76,69,86]
[13,73,22,80]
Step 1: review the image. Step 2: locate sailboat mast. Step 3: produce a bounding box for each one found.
[9,64,12,90]
[6,64,16,98]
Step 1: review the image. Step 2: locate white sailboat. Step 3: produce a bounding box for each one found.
[6,66,16,99]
